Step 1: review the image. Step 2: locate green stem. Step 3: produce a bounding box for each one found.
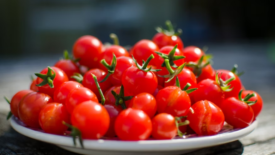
[164,59,174,74]
[101,59,112,70]
[35,66,56,88]
[92,74,105,105]
[175,77,180,88]
[110,33,119,45]
[63,121,84,148]
[165,20,174,33]
[141,54,154,70]
[182,83,191,91]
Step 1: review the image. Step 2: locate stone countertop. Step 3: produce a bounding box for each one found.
[0,44,275,155]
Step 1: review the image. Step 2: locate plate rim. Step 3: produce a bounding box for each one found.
[10,116,257,151]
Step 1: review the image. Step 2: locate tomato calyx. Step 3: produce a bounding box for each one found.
[215,73,235,92]
[4,96,12,120]
[132,54,160,72]
[231,64,244,77]
[238,90,257,106]
[175,77,197,94]
[155,45,185,68]
[111,85,132,109]
[160,59,185,83]
[186,55,211,77]
[175,116,189,137]
[35,66,56,88]
[63,121,84,148]
[156,20,182,36]
[100,54,117,83]
[91,74,105,105]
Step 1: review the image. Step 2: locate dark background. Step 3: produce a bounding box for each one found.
[1,0,275,57]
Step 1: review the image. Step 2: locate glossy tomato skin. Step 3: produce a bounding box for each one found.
[115,108,152,141]
[110,56,135,86]
[156,86,191,117]
[241,90,263,118]
[54,59,80,81]
[39,103,70,134]
[128,93,157,118]
[18,92,52,128]
[65,87,98,114]
[10,90,34,118]
[82,69,112,100]
[71,100,110,139]
[217,69,242,98]
[36,66,69,97]
[196,64,215,83]
[151,113,177,139]
[220,97,254,128]
[152,33,184,51]
[183,46,204,63]
[104,104,122,137]
[98,45,129,72]
[122,66,158,96]
[131,40,159,66]
[191,79,224,107]
[164,68,197,90]
[53,81,83,104]
[188,100,225,135]
[73,35,103,69]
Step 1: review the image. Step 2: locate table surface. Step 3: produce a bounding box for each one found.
[1,43,275,155]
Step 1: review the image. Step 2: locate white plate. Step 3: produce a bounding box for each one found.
[10,116,257,155]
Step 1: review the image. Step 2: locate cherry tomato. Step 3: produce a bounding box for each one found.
[131,39,159,66]
[110,56,135,86]
[183,46,204,63]
[104,104,122,137]
[36,66,69,97]
[128,93,157,118]
[9,90,33,118]
[156,86,191,117]
[65,87,98,114]
[191,79,224,107]
[73,35,103,69]
[98,45,129,72]
[151,113,177,139]
[53,81,83,104]
[18,92,52,128]
[188,100,225,135]
[122,66,158,96]
[220,97,254,128]
[153,33,184,51]
[82,69,112,100]
[71,100,110,139]
[115,108,152,140]
[241,90,263,118]
[54,59,80,81]
[155,46,184,68]
[39,103,70,134]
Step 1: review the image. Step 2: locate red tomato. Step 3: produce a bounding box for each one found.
[241,90,263,118]
[54,59,80,81]
[110,56,135,86]
[98,45,129,72]
[131,40,159,66]
[188,100,225,135]
[154,46,185,68]
[183,46,204,63]
[191,79,224,107]
[153,33,184,51]
[30,78,39,92]
[122,66,158,96]
[220,97,254,128]
[53,81,83,104]
[104,104,122,137]
[151,113,177,139]
[65,87,98,114]
[217,69,242,98]
[9,90,33,118]
[71,100,110,139]
[39,103,70,134]
[36,66,69,97]
[156,86,191,117]
[115,108,152,141]
[18,92,52,128]
[82,69,112,100]
[73,35,103,68]
[128,93,157,118]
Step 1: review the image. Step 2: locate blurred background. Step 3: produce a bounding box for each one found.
[0,0,275,101]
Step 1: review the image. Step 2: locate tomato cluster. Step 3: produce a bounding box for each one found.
[6,21,263,148]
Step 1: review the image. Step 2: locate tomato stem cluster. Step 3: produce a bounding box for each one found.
[238,90,257,106]
[63,121,84,149]
[231,64,244,77]
[161,59,185,83]
[215,73,235,92]
[35,66,56,88]
[4,96,12,120]
[186,55,211,77]
[100,54,117,83]
[111,85,133,109]
[156,20,182,36]
[155,45,185,68]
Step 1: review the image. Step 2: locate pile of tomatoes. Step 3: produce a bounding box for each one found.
[6,21,263,147]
